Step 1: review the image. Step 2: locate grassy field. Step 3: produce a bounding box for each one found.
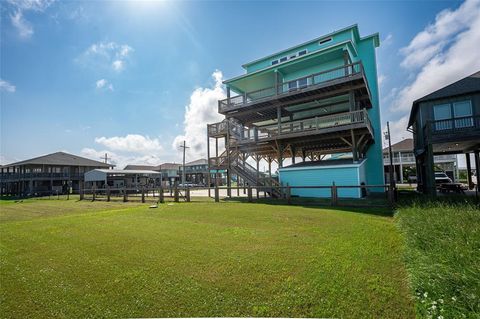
[0,198,414,318]
[396,199,480,318]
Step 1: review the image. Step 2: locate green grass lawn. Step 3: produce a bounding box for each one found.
[396,200,480,318]
[0,198,414,318]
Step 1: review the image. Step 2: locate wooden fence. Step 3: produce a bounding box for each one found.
[79,183,396,207]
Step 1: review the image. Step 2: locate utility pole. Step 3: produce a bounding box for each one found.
[179,141,190,186]
[100,153,111,165]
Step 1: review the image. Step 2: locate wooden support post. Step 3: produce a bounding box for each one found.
[277,106,282,135]
[466,153,473,189]
[92,187,96,202]
[186,188,191,202]
[331,182,337,206]
[174,187,179,202]
[214,185,219,202]
[141,188,145,203]
[237,176,240,196]
[159,188,164,203]
[247,186,253,202]
[291,146,296,164]
[107,186,111,202]
[286,184,291,204]
[207,126,211,197]
[475,151,480,199]
[79,182,84,200]
[351,130,358,162]
[123,187,128,202]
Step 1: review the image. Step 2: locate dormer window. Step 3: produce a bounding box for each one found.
[290,54,296,59]
[319,37,332,45]
[279,56,288,63]
[298,49,307,56]
[271,60,279,65]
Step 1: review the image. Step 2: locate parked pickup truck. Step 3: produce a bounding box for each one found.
[435,172,452,185]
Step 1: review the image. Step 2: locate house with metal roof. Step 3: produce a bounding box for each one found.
[84,169,162,189]
[407,71,480,194]
[0,151,113,196]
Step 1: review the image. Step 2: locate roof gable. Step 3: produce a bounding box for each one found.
[3,152,113,168]
[408,71,480,127]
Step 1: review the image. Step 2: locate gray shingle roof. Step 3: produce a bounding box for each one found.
[185,159,207,166]
[408,71,480,127]
[123,164,159,171]
[382,138,413,153]
[158,163,181,170]
[2,152,113,168]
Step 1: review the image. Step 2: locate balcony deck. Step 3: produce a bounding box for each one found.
[233,109,374,156]
[219,62,372,124]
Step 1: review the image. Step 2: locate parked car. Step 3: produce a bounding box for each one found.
[435,172,452,185]
[407,175,417,183]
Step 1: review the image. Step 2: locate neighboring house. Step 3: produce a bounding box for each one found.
[382,138,457,183]
[0,152,113,195]
[158,163,181,187]
[180,159,208,185]
[84,169,162,189]
[207,24,383,198]
[407,71,480,194]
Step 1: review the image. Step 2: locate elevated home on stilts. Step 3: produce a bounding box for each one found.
[207,25,383,198]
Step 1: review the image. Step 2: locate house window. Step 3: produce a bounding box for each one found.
[271,60,278,65]
[298,77,308,88]
[290,54,296,59]
[298,49,307,56]
[433,100,473,131]
[433,104,452,130]
[453,100,473,128]
[319,37,332,45]
[279,56,288,63]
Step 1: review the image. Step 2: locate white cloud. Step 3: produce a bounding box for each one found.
[112,60,124,71]
[95,134,163,154]
[95,79,114,91]
[80,147,164,170]
[378,74,386,87]
[0,79,16,93]
[382,33,393,45]
[10,11,33,38]
[6,0,54,38]
[400,0,480,69]
[386,0,480,136]
[173,70,226,159]
[78,42,134,72]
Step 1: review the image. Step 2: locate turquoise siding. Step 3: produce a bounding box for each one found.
[279,161,367,198]
[245,29,354,73]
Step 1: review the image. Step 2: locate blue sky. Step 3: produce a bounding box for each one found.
[1,0,479,168]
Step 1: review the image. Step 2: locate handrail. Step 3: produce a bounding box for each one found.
[241,109,371,141]
[426,115,480,135]
[219,62,364,112]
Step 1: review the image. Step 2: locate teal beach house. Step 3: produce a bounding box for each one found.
[208,25,383,198]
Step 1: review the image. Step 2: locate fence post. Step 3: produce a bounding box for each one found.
[79,183,84,200]
[141,187,145,203]
[106,186,111,202]
[174,187,179,202]
[214,185,219,202]
[123,187,128,202]
[159,188,164,203]
[247,186,253,202]
[186,188,191,202]
[331,182,337,206]
[286,184,291,204]
[92,187,96,202]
